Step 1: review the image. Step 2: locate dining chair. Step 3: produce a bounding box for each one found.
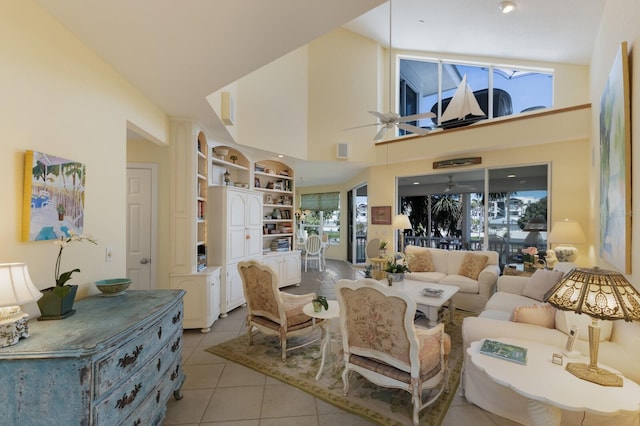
[304,234,323,271]
[336,278,451,426]
[237,260,323,361]
[365,238,381,263]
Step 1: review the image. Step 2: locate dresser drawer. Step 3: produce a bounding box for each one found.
[94,302,183,398]
[120,356,182,426]
[93,334,183,425]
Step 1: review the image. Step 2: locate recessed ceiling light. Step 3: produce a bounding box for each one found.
[413,181,420,185]
[277,154,284,158]
[507,174,516,178]
[499,1,516,14]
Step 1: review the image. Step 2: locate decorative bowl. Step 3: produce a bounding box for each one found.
[95,278,131,296]
[421,288,444,297]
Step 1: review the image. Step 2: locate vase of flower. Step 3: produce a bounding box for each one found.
[387,272,405,282]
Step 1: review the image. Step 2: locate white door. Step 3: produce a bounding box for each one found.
[126,165,156,290]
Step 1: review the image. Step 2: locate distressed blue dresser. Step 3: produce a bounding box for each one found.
[0,290,185,425]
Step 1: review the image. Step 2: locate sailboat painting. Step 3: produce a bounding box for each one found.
[439,75,486,128]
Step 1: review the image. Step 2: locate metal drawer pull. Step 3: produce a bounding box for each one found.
[171,337,181,353]
[172,311,182,324]
[117,345,143,368]
[116,383,142,409]
[170,365,180,381]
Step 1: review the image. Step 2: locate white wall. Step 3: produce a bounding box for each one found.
[0,1,169,313]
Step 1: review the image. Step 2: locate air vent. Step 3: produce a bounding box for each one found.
[336,143,349,160]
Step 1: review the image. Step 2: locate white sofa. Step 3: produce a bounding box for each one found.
[462,273,640,426]
[404,245,500,313]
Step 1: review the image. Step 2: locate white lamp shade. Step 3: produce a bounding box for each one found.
[548,219,586,244]
[392,214,412,230]
[0,263,43,307]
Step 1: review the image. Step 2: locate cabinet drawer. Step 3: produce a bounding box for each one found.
[94,302,183,398]
[120,356,182,426]
[94,330,183,425]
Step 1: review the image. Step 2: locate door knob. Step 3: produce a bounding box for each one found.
[140,258,151,264]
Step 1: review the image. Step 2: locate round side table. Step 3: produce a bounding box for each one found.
[303,300,340,380]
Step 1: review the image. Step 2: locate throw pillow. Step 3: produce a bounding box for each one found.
[408,250,434,272]
[458,253,488,280]
[522,269,564,301]
[512,304,556,328]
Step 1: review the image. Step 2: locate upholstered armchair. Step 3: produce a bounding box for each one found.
[336,279,451,426]
[238,260,324,361]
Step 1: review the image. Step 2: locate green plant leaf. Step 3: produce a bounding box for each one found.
[56,268,80,286]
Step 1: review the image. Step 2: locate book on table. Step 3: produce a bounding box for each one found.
[480,339,527,365]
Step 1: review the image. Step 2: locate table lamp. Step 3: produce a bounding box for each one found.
[0,263,43,347]
[548,219,586,262]
[544,266,640,386]
[392,214,412,253]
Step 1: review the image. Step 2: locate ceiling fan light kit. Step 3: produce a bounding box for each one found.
[499,1,516,14]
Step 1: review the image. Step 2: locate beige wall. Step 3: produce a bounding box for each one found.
[589,1,640,284]
[0,1,169,315]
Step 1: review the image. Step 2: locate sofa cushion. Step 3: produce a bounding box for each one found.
[440,274,479,294]
[512,304,556,328]
[407,249,434,272]
[458,253,488,280]
[522,269,564,301]
[484,291,543,312]
[555,310,613,341]
[406,271,447,283]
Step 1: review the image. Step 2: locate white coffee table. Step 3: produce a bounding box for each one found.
[468,337,640,426]
[302,300,340,380]
[393,280,459,327]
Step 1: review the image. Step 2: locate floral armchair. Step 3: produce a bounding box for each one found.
[237,260,323,361]
[336,278,451,426]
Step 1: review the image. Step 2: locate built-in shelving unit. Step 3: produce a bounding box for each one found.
[210,146,250,188]
[254,160,295,254]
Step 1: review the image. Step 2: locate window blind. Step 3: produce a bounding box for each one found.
[301,192,339,211]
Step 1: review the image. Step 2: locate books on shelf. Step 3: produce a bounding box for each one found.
[270,238,290,252]
[480,339,527,365]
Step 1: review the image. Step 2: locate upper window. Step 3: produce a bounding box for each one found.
[399,58,553,133]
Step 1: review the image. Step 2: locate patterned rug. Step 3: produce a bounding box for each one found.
[206,308,474,426]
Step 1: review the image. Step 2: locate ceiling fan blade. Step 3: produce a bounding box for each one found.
[397,111,436,122]
[397,123,429,135]
[368,110,387,121]
[373,126,389,141]
[343,123,380,131]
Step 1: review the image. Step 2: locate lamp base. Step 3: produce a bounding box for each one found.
[0,312,30,348]
[566,362,622,387]
[554,245,578,262]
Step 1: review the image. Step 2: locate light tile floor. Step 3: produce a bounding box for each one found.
[164,261,520,425]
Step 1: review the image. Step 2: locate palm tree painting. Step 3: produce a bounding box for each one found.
[22,150,86,241]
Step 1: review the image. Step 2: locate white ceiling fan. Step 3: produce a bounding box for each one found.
[443,175,476,193]
[345,0,435,141]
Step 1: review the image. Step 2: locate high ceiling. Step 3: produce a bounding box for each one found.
[37,0,605,186]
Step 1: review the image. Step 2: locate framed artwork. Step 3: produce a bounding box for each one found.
[599,41,632,273]
[371,206,392,225]
[22,150,86,241]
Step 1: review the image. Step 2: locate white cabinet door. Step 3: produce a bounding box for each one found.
[282,251,301,286]
[226,263,246,312]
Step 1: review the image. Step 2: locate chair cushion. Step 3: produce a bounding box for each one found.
[416,328,451,376]
[458,253,488,280]
[522,269,564,301]
[512,304,556,328]
[408,249,434,272]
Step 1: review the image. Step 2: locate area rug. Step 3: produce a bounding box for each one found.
[206,309,474,425]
